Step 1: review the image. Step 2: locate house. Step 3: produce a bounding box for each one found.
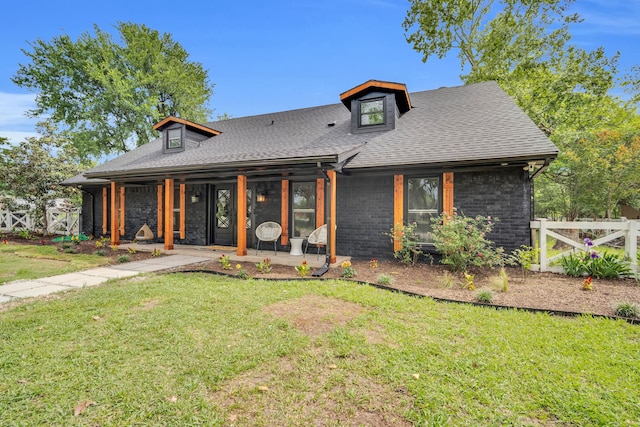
[64,80,559,265]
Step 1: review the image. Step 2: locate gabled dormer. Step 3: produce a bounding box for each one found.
[339,80,412,134]
[153,116,221,154]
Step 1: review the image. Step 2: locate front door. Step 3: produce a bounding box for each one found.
[213,184,235,245]
[211,184,255,247]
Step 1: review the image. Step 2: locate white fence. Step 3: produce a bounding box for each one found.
[530,219,639,273]
[0,208,81,236]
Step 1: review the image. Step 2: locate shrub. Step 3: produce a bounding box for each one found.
[218,254,232,270]
[385,223,423,266]
[63,248,77,254]
[117,255,130,263]
[236,268,250,280]
[476,289,494,303]
[561,245,631,279]
[431,213,504,272]
[341,260,357,278]
[151,248,162,257]
[463,271,475,290]
[93,249,106,256]
[491,267,509,292]
[377,274,393,286]
[614,302,639,318]
[295,261,310,277]
[440,272,455,289]
[256,258,272,273]
[508,245,538,281]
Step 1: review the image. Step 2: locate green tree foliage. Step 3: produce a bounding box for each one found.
[0,123,87,235]
[403,0,640,219]
[536,130,640,219]
[12,22,213,160]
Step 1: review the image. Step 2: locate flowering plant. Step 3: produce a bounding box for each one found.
[151,248,162,257]
[581,276,593,291]
[431,213,504,272]
[341,260,357,278]
[385,223,423,266]
[369,258,378,269]
[295,260,310,277]
[218,254,232,270]
[560,238,631,279]
[256,258,272,273]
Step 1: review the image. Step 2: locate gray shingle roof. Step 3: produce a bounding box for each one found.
[65,81,558,184]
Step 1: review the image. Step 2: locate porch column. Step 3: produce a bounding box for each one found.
[119,186,125,236]
[237,175,247,256]
[164,178,174,250]
[328,170,337,264]
[110,182,120,245]
[443,172,454,217]
[393,175,404,252]
[280,180,289,246]
[102,187,108,235]
[179,183,186,239]
[157,184,163,238]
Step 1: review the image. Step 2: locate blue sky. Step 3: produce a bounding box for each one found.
[0,0,638,144]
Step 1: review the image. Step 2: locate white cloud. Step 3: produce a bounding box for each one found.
[0,92,39,144]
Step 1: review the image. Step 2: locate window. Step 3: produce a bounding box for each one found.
[167,128,182,149]
[359,98,385,126]
[292,182,315,238]
[407,177,440,243]
[173,188,181,233]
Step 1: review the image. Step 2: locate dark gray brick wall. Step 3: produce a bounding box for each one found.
[336,174,394,260]
[454,168,532,253]
[254,181,283,252]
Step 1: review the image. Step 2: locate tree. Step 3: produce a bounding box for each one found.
[0,123,87,235]
[403,0,640,219]
[12,22,214,160]
[403,0,620,137]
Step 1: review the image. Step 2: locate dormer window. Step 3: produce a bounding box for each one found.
[167,128,183,150]
[360,98,385,126]
[340,80,412,135]
[154,116,221,155]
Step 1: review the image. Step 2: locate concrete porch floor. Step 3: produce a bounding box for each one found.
[118,242,350,270]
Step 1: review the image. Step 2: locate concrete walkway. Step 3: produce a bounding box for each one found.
[0,255,209,306]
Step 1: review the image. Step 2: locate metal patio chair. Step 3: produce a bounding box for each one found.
[255,221,282,255]
[304,224,327,259]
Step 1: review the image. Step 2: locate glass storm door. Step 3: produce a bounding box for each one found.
[214,185,235,245]
[212,185,254,246]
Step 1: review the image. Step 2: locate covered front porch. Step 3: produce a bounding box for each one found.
[118,242,351,269]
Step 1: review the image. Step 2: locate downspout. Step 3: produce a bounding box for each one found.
[312,168,332,277]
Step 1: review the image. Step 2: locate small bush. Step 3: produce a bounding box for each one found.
[377,274,393,286]
[63,248,77,254]
[385,223,423,266]
[431,213,504,272]
[463,271,475,290]
[341,260,357,278]
[93,249,106,256]
[439,272,455,289]
[561,251,631,279]
[128,246,137,254]
[256,258,272,273]
[117,255,130,263]
[614,302,639,318]
[476,289,494,303]
[236,268,250,280]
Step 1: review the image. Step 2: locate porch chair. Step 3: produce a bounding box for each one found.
[255,221,282,255]
[304,224,327,260]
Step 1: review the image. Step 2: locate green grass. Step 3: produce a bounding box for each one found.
[0,244,111,284]
[1,273,639,425]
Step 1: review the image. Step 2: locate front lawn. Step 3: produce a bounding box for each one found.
[0,244,112,284]
[1,273,638,425]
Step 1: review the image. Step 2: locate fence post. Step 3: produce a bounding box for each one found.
[627,220,638,274]
[539,219,547,272]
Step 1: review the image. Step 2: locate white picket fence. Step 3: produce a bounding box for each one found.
[0,208,81,236]
[530,219,639,273]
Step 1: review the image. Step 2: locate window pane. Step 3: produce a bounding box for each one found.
[408,178,439,210]
[360,99,384,125]
[292,182,315,237]
[168,128,182,149]
[408,177,440,243]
